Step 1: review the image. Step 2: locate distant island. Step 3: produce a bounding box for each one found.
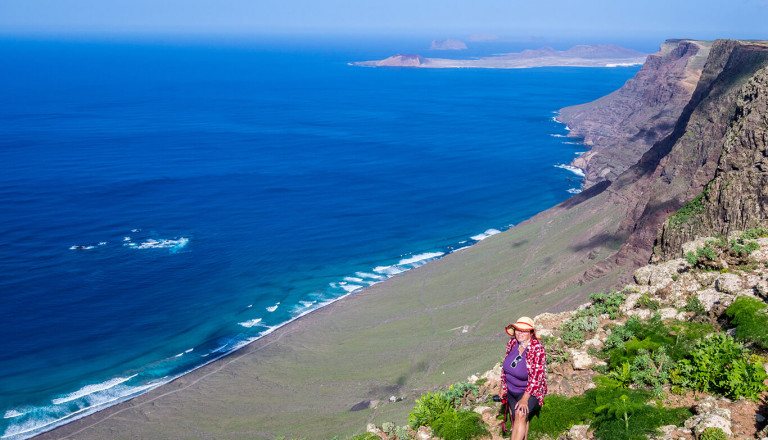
[352,44,648,68]
[429,39,467,50]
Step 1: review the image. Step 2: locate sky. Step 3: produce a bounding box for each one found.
[0,0,766,43]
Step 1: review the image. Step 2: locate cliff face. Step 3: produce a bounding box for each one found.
[654,58,768,259]
[557,39,710,188]
[605,40,768,268]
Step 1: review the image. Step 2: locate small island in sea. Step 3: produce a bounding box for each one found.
[429,38,468,50]
[352,44,648,68]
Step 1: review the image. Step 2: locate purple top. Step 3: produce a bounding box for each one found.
[503,347,528,394]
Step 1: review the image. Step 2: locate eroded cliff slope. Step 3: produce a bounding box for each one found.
[557,39,710,188]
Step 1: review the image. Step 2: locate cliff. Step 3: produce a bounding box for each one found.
[557,39,711,188]
[654,57,768,259]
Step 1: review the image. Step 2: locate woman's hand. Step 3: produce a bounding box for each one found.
[514,394,530,417]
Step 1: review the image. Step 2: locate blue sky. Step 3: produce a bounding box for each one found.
[0,0,765,42]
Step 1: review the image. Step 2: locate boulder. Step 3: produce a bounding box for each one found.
[715,273,743,294]
[755,280,768,298]
[416,426,432,440]
[570,349,594,370]
[684,397,733,438]
[694,271,719,287]
[565,424,590,440]
[473,406,491,415]
[696,288,735,311]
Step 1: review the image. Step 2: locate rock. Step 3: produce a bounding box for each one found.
[622,292,643,311]
[473,406,491,415]
[756,280,768,298]
[694,271,719,287]
[659,307,680,320]
[565,424,590,440]
[757,413,766,423]
[570,349,594,370]
[389,396,397,403]
[367,424,386,438]
[467,374,479,383]
[685,397,732,438]
[696,288,735,310]
[416,426,432,440]
[583,337,604,349]
[626,308,653,319]
[715,273,742,294]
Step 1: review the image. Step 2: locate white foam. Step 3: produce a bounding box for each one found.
[340,283,363,293]
[52,375,138,405]
[69,245,94,250]
[3,410,24,419]
[470,229,501,241]
[343,277,364,283]
[355,272,385,280]
[3,382,161,439]
[266,303,280,312]
[554,164,585,177]
[131,229,141,232]
[373,265,405,275]
[133,237,189,250]
[575,152,585,155]
[299,300,316,308]
[238,318,264,328]
[550,134,566,138]
[567,188,583,194]
[123,237,131,241]
[397,252,444,266]
[561,141,581,145]
[98,242,107,246]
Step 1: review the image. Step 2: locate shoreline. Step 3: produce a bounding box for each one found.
[17,119,585,440]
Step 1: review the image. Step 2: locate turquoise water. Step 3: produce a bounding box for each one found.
[0,36,640,439]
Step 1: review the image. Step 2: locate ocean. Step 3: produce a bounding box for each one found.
[0,36,640,439]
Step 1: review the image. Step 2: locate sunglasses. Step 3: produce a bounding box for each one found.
[509,354,523,368]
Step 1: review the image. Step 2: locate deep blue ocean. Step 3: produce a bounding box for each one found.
[0,36,640,439]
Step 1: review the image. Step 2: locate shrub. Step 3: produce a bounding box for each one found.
[699,427,727,440]
[442,382,479,407]
[592,394,690,440]
[430,409,488,440]
[381,422,395,434]
[682,296,706,315]
[671,333,767,401]
[740,226,768,240]
[394,425,411,440]
[629,347,674,396]
[590,290,627,319]
[634,293,660,311]
[408,392,452,428]
[528,394,595,440]
[726,296,768,349]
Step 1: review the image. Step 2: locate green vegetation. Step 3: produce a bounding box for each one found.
[528,384,690,440]
[430,410,488,440]
[634,293,660,311]
[668,192,706,229]
[671,333,767,401]
[740,226,768,240]
[699,427,728,440]
[408,392,452,429]
[442,382,479,407]
[682,295,706,315]
[726,296,768,349]
[685,235,760,270]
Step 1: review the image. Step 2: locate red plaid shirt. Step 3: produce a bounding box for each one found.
[501,337,548,405]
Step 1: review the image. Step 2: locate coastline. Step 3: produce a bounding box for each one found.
[22,118,590,440]
[32,180,634,440]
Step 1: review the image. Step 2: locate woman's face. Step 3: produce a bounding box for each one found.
[515,328,532,344]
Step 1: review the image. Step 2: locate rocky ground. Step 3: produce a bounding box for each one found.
[365,235,768,440]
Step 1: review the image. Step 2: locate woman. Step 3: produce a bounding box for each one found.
[501,316,547,440]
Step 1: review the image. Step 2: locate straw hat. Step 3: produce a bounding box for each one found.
[505,316,535,336]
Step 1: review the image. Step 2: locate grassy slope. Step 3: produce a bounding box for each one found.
[37,194,630,440]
